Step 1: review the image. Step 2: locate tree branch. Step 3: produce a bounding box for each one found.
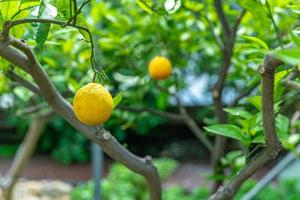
[230,81,260,107]
[208,55,282,200]
[282,79,300,92]
[118,105,184,122]
[214,0,231,38]
[6,70,42,96]
[154,82,214,152]
[232,9,246,38]
[0,36,162,200]
[179,106,214,153]
[282,67,300,92]
[65,0,91,26]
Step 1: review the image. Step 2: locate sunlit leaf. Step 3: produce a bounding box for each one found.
[287,4,300,14]
[224,108,252,119]
[204,124,244,141]
[135,0,153,14]
[240,35,269,50]
[164,0,181,14]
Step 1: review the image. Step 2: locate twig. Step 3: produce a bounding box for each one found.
[1,18,104,80]
[154,82,214,153]
[214,0,231,38]
[119,105,184,122]
[6,70,41,96]
[232,9,246,39]
[64,0,91,26]
[230,81,260,107]
[265,0,283,49]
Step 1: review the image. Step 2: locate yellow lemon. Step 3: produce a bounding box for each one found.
[73,83,113,126]
[148,56,172,80]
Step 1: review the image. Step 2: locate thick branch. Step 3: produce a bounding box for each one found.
[0,37,162,200]
[208,55,282,200]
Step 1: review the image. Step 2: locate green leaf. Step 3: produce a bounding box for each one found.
[0,1,19,20]
[274,70,289,87]
[204,124,244,141]
[240,35,269,50]
[271,47,300,65]
[247,96,262,111]
[0,12,4,27]
[113,93,123,109]
[286,4,300,14]
[135,0,153,14]
[238,0,269,28]
[223,108,252,119]
[35,23,51,50]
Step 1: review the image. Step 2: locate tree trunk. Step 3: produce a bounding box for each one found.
[0,115,50,200]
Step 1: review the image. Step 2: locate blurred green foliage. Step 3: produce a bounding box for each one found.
[71,157,300,200]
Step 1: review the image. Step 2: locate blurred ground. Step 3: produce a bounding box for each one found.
[0,180,72,200]
[0,156,212,188]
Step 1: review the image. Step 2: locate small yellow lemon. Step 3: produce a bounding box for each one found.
[73,83,113,126]
[148,56,172,80]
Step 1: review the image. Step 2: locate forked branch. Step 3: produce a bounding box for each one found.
[208,55,282,200]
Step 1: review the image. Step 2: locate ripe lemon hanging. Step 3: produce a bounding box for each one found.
[73,83,113,126]
[148,56,172,80]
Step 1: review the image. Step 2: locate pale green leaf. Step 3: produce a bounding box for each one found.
[271,47,300,65]
[287,4,300,14]
[223,108,252,119]
[135,0,153,14]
